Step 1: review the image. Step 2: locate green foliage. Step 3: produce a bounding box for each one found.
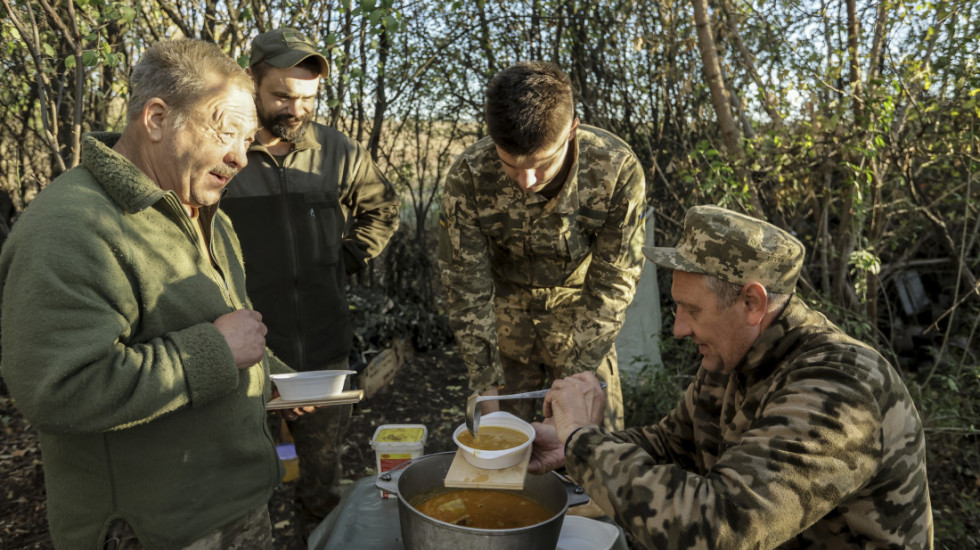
[350,230,453,354]
[622,357,697,428]
[848,248,881,303]
[907,341,980,548]
[623,307,700,428]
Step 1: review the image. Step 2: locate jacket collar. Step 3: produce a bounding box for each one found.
[82,132,169,214]
[542,134,581,215]
[737,295,812,378]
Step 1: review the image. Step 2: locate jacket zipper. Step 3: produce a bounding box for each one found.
[275,162,307,370]
[169,194,234,306]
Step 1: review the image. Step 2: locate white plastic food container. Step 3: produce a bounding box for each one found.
[269,370,354,401]
[453,411,535,470]
[371,424,428,498]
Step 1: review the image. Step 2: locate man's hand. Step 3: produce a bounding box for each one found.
[278,405,318,421]
[214,309,267,369]
[528,420,566,474]
[542,372,606,442]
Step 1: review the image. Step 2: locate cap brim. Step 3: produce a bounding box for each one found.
[264,50,329,77]
[641,246,707,275]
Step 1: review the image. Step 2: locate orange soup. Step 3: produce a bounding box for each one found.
[414,489,552,529]
[457,426,529,451]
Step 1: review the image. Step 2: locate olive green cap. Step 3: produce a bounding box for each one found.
[643,205,805,293]
[249,28,328,77]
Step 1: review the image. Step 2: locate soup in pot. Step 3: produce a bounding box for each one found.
[456,426,529,451]
[413,489,552,529]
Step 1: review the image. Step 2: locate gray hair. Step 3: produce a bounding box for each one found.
[702,275,789,315]
[127,39,253,129]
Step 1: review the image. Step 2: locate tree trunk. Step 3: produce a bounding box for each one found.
[691,0,764,215]
[367,28,389,162]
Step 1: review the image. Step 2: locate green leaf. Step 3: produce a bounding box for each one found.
[64,55,76,70]
[42,43,56,57]
[82,50,98,66]
[119,6,136,24]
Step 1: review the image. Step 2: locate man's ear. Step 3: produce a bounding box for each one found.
[142,98,169,143]
[741,282,769,326]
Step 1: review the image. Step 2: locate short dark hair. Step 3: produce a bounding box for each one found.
[485,61,574,156]
[250,57,322,86]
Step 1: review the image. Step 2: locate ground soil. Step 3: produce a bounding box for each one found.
[0,347,470,550]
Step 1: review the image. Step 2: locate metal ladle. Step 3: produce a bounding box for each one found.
[465,381,606,436]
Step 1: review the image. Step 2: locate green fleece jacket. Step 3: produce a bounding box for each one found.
[0,133,288,549]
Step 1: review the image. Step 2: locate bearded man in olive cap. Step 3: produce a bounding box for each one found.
[222,28,399,535]
[529,205,933,549]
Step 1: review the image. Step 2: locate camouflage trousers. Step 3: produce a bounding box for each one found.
[496,309,624,430]
[102,504,271,550]
[270,357,352,533]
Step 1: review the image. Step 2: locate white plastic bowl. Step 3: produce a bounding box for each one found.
[270,370,354,402]
[557,515,621,550]
[453,411,535,469]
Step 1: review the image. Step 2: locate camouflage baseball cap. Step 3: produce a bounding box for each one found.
[643,205,805,293]
[249,28,328,77]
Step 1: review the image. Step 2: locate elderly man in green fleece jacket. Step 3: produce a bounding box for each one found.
[0,40,292,549]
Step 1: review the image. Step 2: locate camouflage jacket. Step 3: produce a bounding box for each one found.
[438,126,646,392]
[565,296,933,549]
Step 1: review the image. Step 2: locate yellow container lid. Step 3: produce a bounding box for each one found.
[371,424,428,447]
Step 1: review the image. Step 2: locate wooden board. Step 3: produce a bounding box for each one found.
[443,448,530,490]
[265,389,364,410]
[359,338,414,399]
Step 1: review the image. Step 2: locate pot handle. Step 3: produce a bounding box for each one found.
[375,451,456,495]
[375,469,401,495]
[553,471,592,508]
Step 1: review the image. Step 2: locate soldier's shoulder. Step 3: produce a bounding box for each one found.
[447,137,501,183]
[310,122,361,151]
[578,125,637,158]
[456,136,497,164]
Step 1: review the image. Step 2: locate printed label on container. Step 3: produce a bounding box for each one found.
[379,453,413,472]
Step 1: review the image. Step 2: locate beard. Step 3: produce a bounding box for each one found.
[258,110,313,143]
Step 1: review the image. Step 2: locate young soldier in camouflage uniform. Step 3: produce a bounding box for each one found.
[438,61,646,429]
[530,205,933,549]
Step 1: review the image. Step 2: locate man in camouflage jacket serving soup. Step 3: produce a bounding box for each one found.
[529,205,933,549]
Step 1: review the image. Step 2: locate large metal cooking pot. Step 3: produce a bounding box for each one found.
[376,452,591,550]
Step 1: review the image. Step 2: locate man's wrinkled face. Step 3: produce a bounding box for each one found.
[254,65,319,142]
[495,118,578,193]
[670,271,757,373]
[164,84,257,208]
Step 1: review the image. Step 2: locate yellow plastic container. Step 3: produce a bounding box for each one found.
[371,424,427,498]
